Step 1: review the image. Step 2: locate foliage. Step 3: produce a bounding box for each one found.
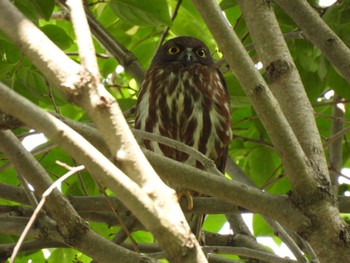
[1,0,350,262]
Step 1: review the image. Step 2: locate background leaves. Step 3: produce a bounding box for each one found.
[1,0,350,262]
[109,0,172,26]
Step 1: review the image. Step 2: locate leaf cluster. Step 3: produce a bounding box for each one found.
[1,0,350,262]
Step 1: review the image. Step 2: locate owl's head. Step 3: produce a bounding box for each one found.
[151,36,214,67]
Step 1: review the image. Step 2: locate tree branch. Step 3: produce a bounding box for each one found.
[275,0,350,84]
[54,114,310,229]
[238,0,330,193]
[202,246,297,263]
[329,96,344,193]
[133,129,221,175]
[190,0,349,261]
[0,240,68,258]
[0,130,150,263]
[190,0,314,207]
[0,111,23,129]
[66,0,100,78]
[56,0,145,84]
[0,80,204,262]
[0,213,64,241]
[0,0,81,91]
[146,150,309,230]
[0,1,207,261]
[9,164,84,263]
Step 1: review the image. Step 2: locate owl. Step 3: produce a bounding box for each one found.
[135,36,232,237]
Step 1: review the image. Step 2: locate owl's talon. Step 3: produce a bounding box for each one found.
[177,191,194,210]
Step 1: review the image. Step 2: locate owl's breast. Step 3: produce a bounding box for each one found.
[135,64,231,169]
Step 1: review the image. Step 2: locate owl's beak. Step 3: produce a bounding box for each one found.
[184,48,196,65]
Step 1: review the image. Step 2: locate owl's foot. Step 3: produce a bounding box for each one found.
[177,191,194,210]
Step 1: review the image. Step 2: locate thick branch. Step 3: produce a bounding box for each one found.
[227,159,307,262]
[0,0,80,91]
[275,0,350,84]
[146,150,309,231]
[193,0,350,260]
[54,115,310,230]
[190,0,315,202]
[190,1,350,260]
[0,81,204,263]
[0,214,63,241]
[84,8,145,84]
[238,0,330,192]
[0,130,149,263]
[0,111,23,129]
[0,130,86,237]
[0,1,206,261]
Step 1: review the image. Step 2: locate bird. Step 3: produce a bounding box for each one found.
[134,36,232,238]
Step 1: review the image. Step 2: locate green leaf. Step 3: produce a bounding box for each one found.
[0,39,22,65]
[32,0,55,20]
[13,0,40,24]
[248,147,278,187]
[253,214,273,236]
[299,70,324,103]
[0,233,18,244]
[49,248,91,263]
[17,250,46,262]
[131,230,154,243]
[223,5,242,33]
[88,222,119,237]
[327,66,350,99]
[41,25,74,50]
[225,73,250,108]
[63,171,99,196]
[220,0,237,10]
[203,214,227,233]
[13,67,53,105]
[117,98,137,111]
[132,37,158,66]
[266,176,292,195]
[101,58,118,78]
[171,0,212,43]
[109,0,171,26]
[294,40,321,73]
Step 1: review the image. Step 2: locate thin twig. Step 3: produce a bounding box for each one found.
[81,3,145,84]
[207,254,245,263]
[233,134,274,150]
[323,126,350,148]
[9,165,84,263]
[16,130,40,139]
[313,99,350,107]
[150,246,298,263]
[156,0,183,51]
[259,163,283,189]
[203,246,298,263]
[132,129,222,176]
[226,158,308,261]
[66,0,100,77]
[266,219,307,262]
[46,83,61,114]
[315,112,350,123]
[66,51,111,59]
[16,173,38,207]
[328,95,344,192]
[99,187,140,252]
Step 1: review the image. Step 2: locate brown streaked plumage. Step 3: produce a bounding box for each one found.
[135,36,232,237]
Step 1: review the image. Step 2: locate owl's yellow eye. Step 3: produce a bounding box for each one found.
[167,46,180,55]
[196,48,207,58]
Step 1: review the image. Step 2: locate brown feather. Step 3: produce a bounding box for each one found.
[135,36,232,238]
